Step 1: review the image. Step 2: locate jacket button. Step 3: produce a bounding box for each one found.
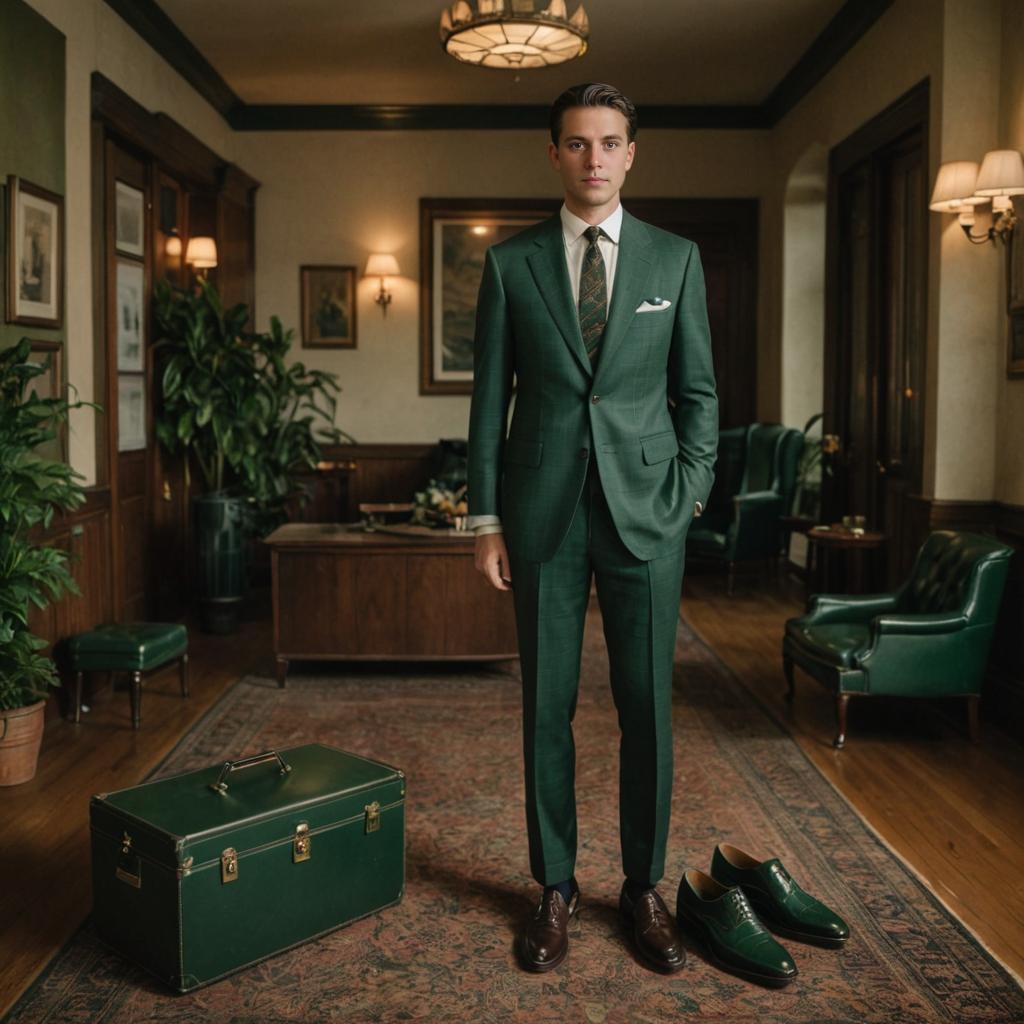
[579,447,589,459]
[591,395,600,404]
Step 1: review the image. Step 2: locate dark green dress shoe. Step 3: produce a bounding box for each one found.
[711,843,850,948]
[676,869,797,987]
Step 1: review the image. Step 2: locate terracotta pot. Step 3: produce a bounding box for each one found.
[0,699,46,786]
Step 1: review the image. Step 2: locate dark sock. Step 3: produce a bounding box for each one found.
[624,877,654,901]
[546,878,574,903]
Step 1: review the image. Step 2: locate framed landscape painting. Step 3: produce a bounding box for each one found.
[418,198,558,395]
[301,265,357,349]
[5,175,64,327]
[26,339,65,461]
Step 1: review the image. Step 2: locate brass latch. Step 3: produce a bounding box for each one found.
[221,847,239,884]
[293,822,311,863]
[365,800,381,833]
[115,831,141,889]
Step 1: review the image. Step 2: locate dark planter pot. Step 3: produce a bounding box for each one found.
[194,493,246,634]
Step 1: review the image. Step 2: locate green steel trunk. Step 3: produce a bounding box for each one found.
[90,743,405,993]
[195,493,246,634]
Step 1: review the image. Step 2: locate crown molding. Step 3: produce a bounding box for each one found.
[104,0,891,132]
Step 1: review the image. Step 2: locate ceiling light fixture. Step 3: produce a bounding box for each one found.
[439,0,589,69]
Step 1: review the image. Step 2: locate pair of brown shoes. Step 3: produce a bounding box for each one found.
[517,879,684,973]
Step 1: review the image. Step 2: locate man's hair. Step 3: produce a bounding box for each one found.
[549,83,638,146]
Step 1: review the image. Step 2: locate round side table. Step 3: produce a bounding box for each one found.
[805,525,887,604]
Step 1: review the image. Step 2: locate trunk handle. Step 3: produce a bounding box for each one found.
[209,750,292,795]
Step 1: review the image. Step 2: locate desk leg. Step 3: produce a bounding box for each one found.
[275,657,289,689]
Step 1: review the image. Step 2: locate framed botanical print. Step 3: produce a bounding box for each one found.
[301,265,357,349]
[116,259,145,371]
[117,374,147,452]
[115,181,145,257]
[5,175,64,327]
[419,198,558,395]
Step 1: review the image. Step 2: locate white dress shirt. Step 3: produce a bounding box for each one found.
[467,203,623,535]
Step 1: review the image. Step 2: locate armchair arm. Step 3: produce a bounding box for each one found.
[729,490,784,561]
[803,592,898,626]
[874,612,968,636]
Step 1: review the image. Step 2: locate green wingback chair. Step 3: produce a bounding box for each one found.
[783,530,1013,748]
[687,422,804,594]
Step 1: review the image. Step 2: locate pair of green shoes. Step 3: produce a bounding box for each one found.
[675,843,850,987]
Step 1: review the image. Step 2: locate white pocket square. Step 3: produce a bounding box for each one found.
[635,298,672,313]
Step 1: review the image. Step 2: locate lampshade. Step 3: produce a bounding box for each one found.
[364,253,400,278]
[185,236,218,268]
[929,161,986,211]
[974,149,1024,197]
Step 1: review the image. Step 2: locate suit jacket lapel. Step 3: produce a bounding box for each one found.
[593,209,653,388]
[527,215,593,379]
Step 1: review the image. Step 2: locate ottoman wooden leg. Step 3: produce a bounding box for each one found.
[180,653,190,698]
[834,693,850,749]
[72,671,84,724]
[130,671,143,730]
[276,657,289,688]
[966,694,980,743]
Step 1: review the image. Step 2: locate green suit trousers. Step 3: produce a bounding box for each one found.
[508,450,686,888]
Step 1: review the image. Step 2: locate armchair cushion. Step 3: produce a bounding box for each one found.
[785,620,870,669]
[802,593,899,626]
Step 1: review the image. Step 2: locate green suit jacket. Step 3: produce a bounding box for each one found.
[467,207,719,563]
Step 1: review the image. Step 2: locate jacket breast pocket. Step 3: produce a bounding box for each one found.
[640,430,679,465]
[504,437,543,467]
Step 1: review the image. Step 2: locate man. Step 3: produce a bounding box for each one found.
[466,82,718,974]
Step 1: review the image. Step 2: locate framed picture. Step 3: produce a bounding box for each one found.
[419,198,557,395]
[5,175,64,327]
[300,265,357,348]
[117,374,147,452]
[116,259,145,371]
[115,181,145,257]
[25,339,65,461]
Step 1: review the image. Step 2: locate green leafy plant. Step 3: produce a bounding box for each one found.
[0,339,89,710]
[153,279,353,533]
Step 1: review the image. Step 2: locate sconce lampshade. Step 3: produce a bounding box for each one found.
[364,253,400,278]
[929,161,985,211]
[165,235,182,258]
[974,149,1024,197]
[185,236,218,268]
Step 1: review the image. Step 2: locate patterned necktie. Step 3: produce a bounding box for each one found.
[578,225,607,365]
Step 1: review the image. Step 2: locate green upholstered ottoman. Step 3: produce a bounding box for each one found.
[67,623,189,730]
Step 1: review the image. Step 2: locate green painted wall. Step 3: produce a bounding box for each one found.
[0,0,65,350]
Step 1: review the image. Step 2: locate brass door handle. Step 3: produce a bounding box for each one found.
[876,460,887,475]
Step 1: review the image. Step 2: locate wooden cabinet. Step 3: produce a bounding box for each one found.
[266,524,519,682]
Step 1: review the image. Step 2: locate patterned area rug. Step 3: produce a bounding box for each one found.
[7,602,1023,1024]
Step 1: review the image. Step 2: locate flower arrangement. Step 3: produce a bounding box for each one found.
[411,478,469,529]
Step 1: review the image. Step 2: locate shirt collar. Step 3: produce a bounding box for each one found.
[560,202,623,246]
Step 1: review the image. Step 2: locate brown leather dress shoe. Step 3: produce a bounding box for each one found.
[619,882,686,973]
[517,880,580,972]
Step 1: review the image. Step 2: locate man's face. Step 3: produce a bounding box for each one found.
[548,105,635,211]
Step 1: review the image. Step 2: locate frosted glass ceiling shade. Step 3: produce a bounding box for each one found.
[439,0,588,68]
[185,236,218,268]
[928,161,986,212]
[974,149,1024,197]
[364,253,400,278]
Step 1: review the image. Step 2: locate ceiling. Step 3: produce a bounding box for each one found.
[154,0,848,108]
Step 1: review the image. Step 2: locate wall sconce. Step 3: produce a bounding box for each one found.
[185,236,218,277]
[364,253,400,317]
[929,150,1023,245]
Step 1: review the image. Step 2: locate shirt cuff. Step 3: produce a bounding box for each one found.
[466,514,503,536]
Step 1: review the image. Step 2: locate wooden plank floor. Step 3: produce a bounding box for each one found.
[1,576,1022,1015]
[681,567,1024,983]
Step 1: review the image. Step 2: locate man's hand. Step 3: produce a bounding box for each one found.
[475,533,512,591]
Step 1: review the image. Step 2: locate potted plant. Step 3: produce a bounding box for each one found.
[0,339,88,785]
[153,279,349,632]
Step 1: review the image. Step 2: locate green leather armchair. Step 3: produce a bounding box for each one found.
[783,530,1013,748]
[687,422,804,594]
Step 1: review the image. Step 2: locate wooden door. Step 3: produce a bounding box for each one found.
[824,83,928,587]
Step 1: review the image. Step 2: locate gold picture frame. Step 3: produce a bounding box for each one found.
[300,264,357,349]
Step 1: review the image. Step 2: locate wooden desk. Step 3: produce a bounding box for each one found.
[265,523,519,684]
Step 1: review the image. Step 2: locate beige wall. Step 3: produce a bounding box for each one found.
[997,0,1024,506]
[24,0,236,486]
[233,128,771,443]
